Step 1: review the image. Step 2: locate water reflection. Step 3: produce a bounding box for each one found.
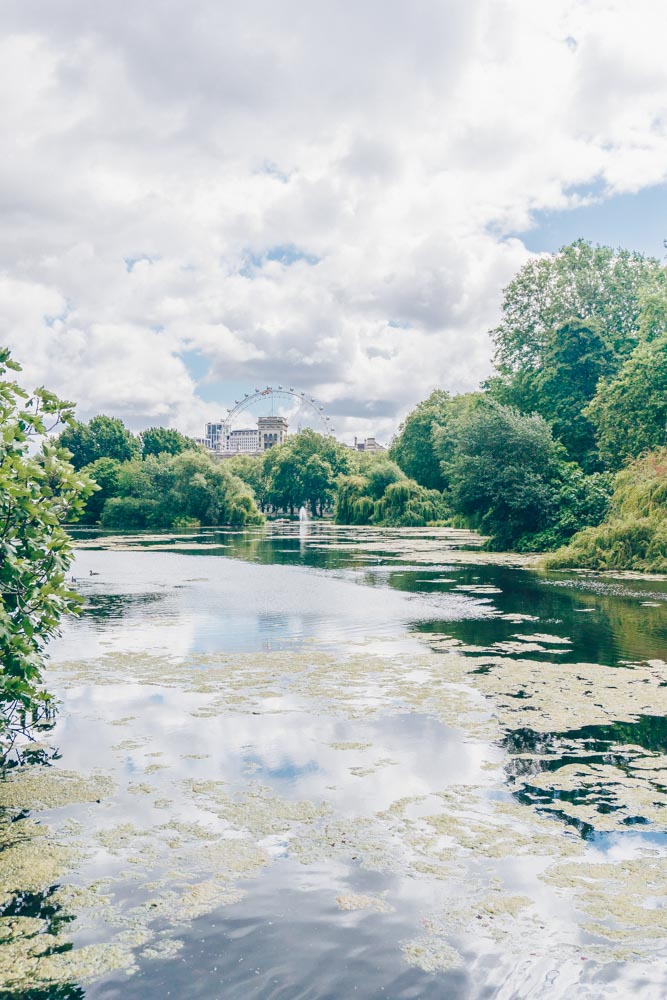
[71,523,667,667]
[4,524,666,998]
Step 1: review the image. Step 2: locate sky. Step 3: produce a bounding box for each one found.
[1,1,667,444]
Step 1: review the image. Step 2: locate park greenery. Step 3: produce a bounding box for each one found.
[383,238,666,565]
[0,350,95,763]
[44,237,667,570]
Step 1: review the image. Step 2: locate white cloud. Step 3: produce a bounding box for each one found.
[1,0,666,440]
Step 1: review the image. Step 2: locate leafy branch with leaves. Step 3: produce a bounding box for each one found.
[0,349,95,767]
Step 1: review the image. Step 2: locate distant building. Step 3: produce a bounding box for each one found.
[258,415,288,450]
[228,428,259,453]
[205,421,228,451]
[204,415,289,455]
[353,436,386,453]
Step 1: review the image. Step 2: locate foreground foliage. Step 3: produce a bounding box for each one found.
[0,349,95,762]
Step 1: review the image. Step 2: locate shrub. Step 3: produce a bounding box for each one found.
[545,448,667,571]
[100,497,161,530]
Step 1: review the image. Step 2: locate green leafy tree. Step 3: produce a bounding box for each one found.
[0,349,95,762]
[520,464,613,551]
[445,400,562,549]
[98,450,263,529]
[533,319,613,469]
[141,426,198,457]
[373,479,447,527]
[59,414,139,470]
[302,454,335,515]
[430,392,484,490]
[335,475,375,524]
[586,335,667,470]
[491,240,665,379]
[79,457,122,524]
[362,457,405,500]
[264,448,301,513]
[227,454,267,507]
[263,430,353,514]
[390,390,450,489]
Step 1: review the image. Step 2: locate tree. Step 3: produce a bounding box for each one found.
[302,454,335,515]
[79,457,122,524]
[546,448,667,572]
[227,454,267,507]
[533,319,613,470]
[373,479,447,526]
[586,335,667,470]
[141,426,199,457]
[59,414,139,469]
[0,349,95,762]
[390,390,451,490]
[335,475,375,524]
[263,430,353,514]
[491,240,665,379]
[98,450,264,529]
[445,400,562,548]
[362,457,405,500]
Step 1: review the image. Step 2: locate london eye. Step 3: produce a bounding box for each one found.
[224,386,334,435]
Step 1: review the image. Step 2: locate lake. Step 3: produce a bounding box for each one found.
[1,523,666,999]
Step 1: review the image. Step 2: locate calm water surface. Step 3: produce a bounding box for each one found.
[1,524,666,999]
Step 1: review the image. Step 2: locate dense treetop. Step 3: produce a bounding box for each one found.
[490,239,666,375]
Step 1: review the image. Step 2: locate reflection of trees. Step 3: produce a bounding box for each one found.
[0,711,60,772]
[406,564,666,666]
[502,715,667,839]
[0,882,84,1000]
[0,884,75,936]
[220,526,353,571]
[83,591,167,623]
[505,715,667,759]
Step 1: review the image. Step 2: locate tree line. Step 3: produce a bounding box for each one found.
[43,237,667,563]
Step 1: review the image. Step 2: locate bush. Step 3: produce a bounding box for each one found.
[172,517,201,530]
[515,466,613,551]
[89,449,264,529]
[545,448,667,571]
[100,497,161,530]
[546,517,665,572]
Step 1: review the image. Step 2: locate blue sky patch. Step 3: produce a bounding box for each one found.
[515,184,667,259]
